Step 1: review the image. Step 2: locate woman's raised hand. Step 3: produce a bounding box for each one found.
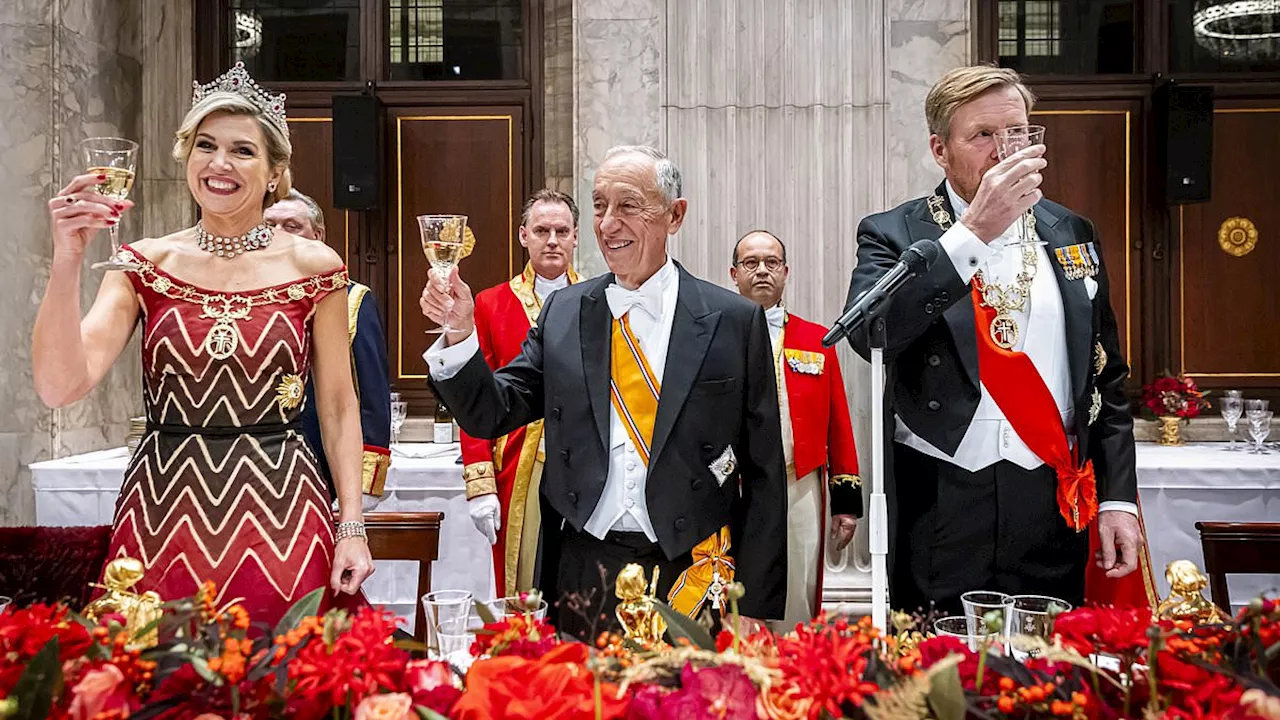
[48,173,133,258]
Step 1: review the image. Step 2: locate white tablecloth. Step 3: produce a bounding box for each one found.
[30,443,496,630]
[30,441,1280,620]
[1136,442,1280,609]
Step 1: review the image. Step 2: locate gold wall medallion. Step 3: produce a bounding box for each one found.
[1217,217,1258,257]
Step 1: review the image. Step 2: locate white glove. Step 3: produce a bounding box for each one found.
[469,494,502,545]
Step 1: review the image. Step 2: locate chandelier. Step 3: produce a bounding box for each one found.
[1193,0,1280,61]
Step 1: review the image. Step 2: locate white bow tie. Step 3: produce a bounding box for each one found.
[605,283,661,320]
[765,305,787,330]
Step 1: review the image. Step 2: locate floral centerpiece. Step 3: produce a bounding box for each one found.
[1,581,1277,719]
[1143,373,1210,445]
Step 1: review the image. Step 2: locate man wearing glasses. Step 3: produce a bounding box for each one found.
[731,230,862,626]
[459,189,582,598]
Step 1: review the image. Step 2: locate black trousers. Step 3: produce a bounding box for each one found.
[551,526,695,642]
[892,444,1089,617]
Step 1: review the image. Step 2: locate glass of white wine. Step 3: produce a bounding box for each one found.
[82,137,139,271]
[418,214,468,334]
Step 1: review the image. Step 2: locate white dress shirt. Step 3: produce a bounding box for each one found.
[423,256,681,540]
[896,183,1136,516]
[534,272,569,302]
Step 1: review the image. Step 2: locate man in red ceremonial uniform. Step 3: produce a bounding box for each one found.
[461,189,582,596]
[731,230,862,625]
[843,66,1153,615]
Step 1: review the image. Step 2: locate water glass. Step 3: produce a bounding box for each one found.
[1247,410,1273,454]
[993,125,1047,248]
[390,400,408,445]
[960,590,1015,643]
[1221,391,1243,451]
[934,615,1003,653]
[1009,595,1071,659]
[422,590,473,662]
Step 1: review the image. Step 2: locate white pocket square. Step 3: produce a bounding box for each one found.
[1083,276,1099,300]
[709,445,737,486]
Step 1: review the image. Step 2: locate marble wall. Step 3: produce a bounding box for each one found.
[565,0,972,609]
[0,0,192,526]
[0,0,148,526]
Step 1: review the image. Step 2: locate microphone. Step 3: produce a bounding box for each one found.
[822,239,941,348]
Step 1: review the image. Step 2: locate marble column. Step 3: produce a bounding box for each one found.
[543,0,575,196]
[138,0,195,240]
[0,0,146,526]
[571,0,664,278]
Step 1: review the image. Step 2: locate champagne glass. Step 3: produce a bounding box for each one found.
[1221,390,1243,451]
[82,137,140,271]
[418,214,469,334]
[993,124,1047,248]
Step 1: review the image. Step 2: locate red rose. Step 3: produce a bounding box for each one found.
[405,659,462,716]
[68,664,136,720]
[652,664,758,720]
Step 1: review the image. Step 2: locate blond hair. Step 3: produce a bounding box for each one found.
[172,92,293,207]
[925,65,1036,140]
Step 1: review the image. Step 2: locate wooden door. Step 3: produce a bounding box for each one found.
[1032,101,1144,380]
[386,105,526,401]
[285,112,363,270]
[1177,103,1280,389]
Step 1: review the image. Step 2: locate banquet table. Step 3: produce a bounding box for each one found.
[1135,442,1280,610]
[29,440,1280,621]
[30,443,496,630]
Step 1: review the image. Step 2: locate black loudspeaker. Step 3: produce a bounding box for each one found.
[1155,84,1213,205]
[332,94,381,210]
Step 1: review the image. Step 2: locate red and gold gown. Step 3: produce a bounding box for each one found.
[104,245,357,625]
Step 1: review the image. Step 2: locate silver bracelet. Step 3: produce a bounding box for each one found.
[335,520,367,542]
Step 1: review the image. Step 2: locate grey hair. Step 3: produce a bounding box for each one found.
[282,188,325,236]
[603,144,683,205]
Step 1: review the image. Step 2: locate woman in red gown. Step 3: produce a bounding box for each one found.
[31,64,373,625]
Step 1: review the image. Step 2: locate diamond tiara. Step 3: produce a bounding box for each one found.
[191,62,288,135]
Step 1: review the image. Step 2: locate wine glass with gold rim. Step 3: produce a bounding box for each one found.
[418,214,469,334]
[82,137,140,271]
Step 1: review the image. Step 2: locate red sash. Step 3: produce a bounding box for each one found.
[969,280,1098,531]
[971,280,1156,609]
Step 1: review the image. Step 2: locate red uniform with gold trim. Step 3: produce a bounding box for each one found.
[461,263,581,596]
[777,312,862,612]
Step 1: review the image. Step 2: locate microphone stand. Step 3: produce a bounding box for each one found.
[861,289,891,633]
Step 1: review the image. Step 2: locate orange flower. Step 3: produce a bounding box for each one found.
[451,643,629,720]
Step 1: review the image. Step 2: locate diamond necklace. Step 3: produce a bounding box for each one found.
[195,222,274,258]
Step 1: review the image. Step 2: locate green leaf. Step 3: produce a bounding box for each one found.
[273,586,325,639]
[653,599,716,651]
[394,638,432,654]
[415,706,450,720]
[11,637,61,720]
[925,656,966,720]
[474,599,498,626]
